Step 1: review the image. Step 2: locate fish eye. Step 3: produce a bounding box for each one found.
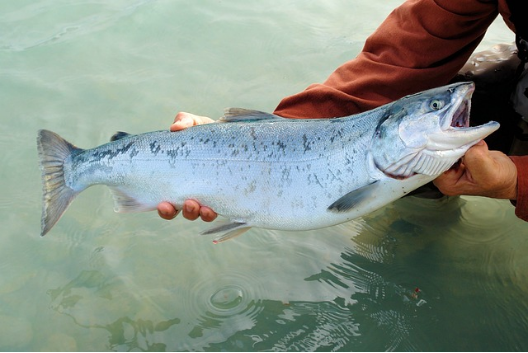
[430,99,444,110]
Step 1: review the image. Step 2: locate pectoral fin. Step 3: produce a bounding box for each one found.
[327,180,379,213]
[201,221,251,243]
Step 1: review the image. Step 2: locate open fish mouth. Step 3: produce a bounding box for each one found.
[443,82,499,145]
[451,97,470,128]
[449,82,473,129]
[430,82,499,151]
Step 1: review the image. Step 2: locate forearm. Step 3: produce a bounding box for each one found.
[510,156,528,221]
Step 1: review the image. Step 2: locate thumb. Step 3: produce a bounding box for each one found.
[170,112,197,131]
[461,141,518,199]
[460,141,494,183]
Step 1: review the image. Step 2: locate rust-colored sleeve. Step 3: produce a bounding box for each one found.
[273,0,499,119]
[510,156,528,221]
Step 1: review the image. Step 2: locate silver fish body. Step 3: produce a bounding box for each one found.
[37,82,499,241]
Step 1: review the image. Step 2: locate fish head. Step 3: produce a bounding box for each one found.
[370,82,500,178]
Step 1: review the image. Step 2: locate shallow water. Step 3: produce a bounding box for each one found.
[1,0,528,351]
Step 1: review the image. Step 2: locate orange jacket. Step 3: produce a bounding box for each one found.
[273,0,528,221]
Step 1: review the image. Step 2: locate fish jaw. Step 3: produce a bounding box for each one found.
[427,120,500,152]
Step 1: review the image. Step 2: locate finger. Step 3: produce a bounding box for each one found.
[460,141,493,183]
[433,163,466,196]
[170,112,197,132]
[462,143,518,199]
[157,202,180,220]
[199,206,218,222]
[182,199,201,221]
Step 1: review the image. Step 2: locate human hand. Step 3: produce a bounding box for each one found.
[158,200,218,222]
[157,112,218,222]
[169,112,215,132]
[433,141,518,200]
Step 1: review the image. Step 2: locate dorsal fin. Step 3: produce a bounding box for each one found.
[110,131,132,141]
[219,108,284,122]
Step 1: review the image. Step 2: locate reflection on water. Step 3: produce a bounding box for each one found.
[31,195,528,351]
[48,270,181,351]
[1,0,528,351]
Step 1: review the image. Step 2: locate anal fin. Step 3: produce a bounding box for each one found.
[201,221,251,243]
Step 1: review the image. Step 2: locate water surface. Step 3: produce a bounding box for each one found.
[1,0,527,351]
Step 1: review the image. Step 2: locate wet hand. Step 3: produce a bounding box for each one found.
[157,200,217,222]
[158,112,218,222]
[433,141,518,200]
[169,112,215,132]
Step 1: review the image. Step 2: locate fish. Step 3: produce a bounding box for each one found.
[37,82,499,242]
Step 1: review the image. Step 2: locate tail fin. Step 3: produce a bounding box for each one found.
[37,130,83,236]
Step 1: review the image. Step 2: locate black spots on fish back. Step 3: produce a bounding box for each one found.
[163,140,195,162]
[249,140,287,159]
[198,137,218,148]
[329,128,345,144]
[249,127,257,140]
[149,141,162,155]
[230,144,250,157]
[165,149,177,159]
[302,134,312,152]
[166,147,191,160]
[273,140,287,152]
[92,141,136,161]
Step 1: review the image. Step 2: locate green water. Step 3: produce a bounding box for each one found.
[1,1,527,351]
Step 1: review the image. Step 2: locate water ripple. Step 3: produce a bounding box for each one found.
[451,196,516,245]
[269,301,359,352]
[0,0,154,52]
[184,271,266,342]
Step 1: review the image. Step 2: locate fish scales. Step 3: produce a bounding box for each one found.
[68,114,378,227]
[37,83,500,241]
